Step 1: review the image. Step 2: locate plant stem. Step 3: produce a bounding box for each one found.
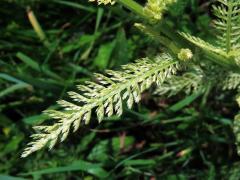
[117,0,240,72]
[117,0,147,18]
[134,23,181,55]
[226,3,233,52]
[27,7,51,49]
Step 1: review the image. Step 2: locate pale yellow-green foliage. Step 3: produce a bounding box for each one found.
[88,0,115,5]
[22,0,240,158]
[212,0,240,53]
[181,0,240,59]
[177,48,193,61]
[22,54,180,157]
[144,0,176,21]
[154,72,203,97]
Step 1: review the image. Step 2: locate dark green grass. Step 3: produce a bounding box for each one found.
[1,0,240,179]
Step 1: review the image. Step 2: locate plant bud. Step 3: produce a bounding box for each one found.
[144,0,176,21]
[178,48,193,61]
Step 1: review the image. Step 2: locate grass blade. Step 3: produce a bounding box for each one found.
[22,160,108,178]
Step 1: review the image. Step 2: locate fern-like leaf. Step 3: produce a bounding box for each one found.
[213,0,240,53]
[22,54,180,157]
[154,72,203,97]
[222,72,240,90]
[180,1,240,58]
[180,32,227,57]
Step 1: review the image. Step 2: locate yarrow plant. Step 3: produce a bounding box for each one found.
[88,0,115,5]
[144,0,176,21]
[22,0,240,157]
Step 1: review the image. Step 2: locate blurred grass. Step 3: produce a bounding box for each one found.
[1,0,240,179]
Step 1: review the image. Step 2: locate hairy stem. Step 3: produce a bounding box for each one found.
[134,23,181,55]
[226,3,233,52]
[117,0,147,18]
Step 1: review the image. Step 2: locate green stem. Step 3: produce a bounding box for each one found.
[226,3,233,52]
[135,23,181,55]
[117,0,183,43]
[117,0,147,18]
[117,0,240,72]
